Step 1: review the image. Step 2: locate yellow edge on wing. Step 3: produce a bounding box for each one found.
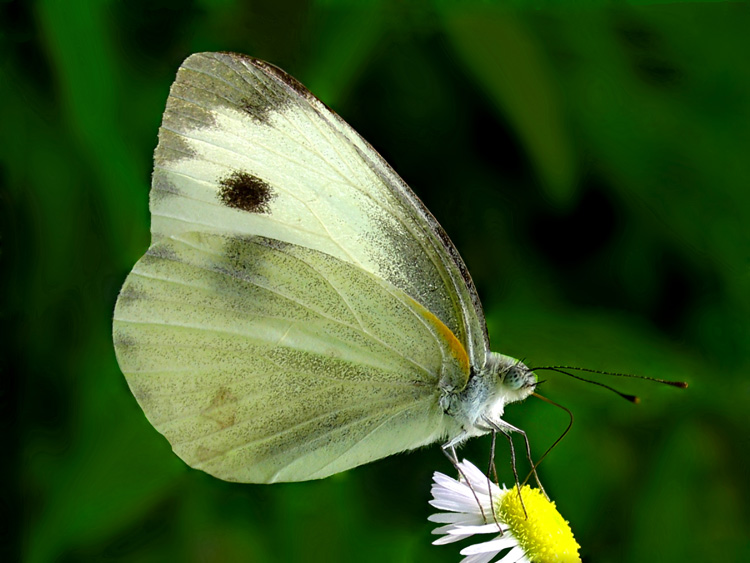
[406,296,470,383]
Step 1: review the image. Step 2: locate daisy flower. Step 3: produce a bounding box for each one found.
[428,459,581,563]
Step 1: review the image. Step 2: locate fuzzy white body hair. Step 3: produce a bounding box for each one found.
[440,352,537,446]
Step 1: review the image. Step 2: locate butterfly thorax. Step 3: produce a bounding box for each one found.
[440,353,537,439]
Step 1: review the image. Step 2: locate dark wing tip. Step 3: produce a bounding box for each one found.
[210,52,326,108]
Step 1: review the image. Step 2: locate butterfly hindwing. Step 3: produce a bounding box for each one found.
[113,232,467,482]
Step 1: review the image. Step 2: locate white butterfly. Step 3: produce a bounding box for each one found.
[113,52,537,483]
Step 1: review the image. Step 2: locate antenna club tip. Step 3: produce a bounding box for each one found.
[662,380,688,389]
[625,394,640,404]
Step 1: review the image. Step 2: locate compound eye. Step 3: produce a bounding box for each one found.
[503,367,525,390]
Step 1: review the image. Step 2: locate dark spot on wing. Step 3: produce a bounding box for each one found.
[145,243,179,262]
[130,384,152,406]
[154,128,196,165]
[218,235,289,284]
[218,171,274,214]
[113,333,136,350]
[194,444,222,463]
[164,96,217,129]
[257,236,290,251]
[209,386,237,408]
[203,386,238,429]
[150,174,182,204]
[117,283,148,304]
[238,96,277,121]
[153,90,218,166]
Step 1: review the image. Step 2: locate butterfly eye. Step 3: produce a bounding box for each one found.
[502,366,525,390]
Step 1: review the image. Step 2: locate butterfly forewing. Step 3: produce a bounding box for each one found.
[150,52,488,365]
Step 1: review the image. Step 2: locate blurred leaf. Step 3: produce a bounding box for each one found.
[442,6,577,206]
[24,332,185,563]
[556,6,750,307]
[628,422,744,562]
[36,0,147,256]
[302,4,385,107]
[433,0,733,7]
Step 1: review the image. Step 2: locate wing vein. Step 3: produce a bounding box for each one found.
[181,239,430,369]
[191,395,426,467]
[306,403,420,480]
[126,267,435,376]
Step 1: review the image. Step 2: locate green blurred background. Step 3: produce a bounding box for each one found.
[5,0,750,561]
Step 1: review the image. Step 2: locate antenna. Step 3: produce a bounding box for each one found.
[527,365,688,403]
[530,365,688,388]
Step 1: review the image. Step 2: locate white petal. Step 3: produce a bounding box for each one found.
[433,471,460,484]
[500,546,531,563]
[430,483,476,503]
[429,496,484,513]
[435,469,494,498]
[468,477,502,499]
[433,474,484,501]
[431,523,462,535]
[460,550,501,563]
[433,471,467,490]
[429,483,493,514]
[432,533,473,545]
[449,523,507,536]
[461,535,518,555]
[458,460,491,485]
[428,512,483,525]
[454,461,506,500]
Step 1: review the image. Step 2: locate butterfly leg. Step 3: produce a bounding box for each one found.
[495,419,547,499]
[481,416,531,518]
[440,432,464,467]
[486,430,502,530]
[441,433,493,525]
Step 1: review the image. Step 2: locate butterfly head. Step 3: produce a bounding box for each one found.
[489,353,537,404]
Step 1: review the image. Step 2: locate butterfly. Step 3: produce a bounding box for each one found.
[112,52,537,483]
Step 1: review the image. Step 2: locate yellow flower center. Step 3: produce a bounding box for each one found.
[498,486,581,563]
